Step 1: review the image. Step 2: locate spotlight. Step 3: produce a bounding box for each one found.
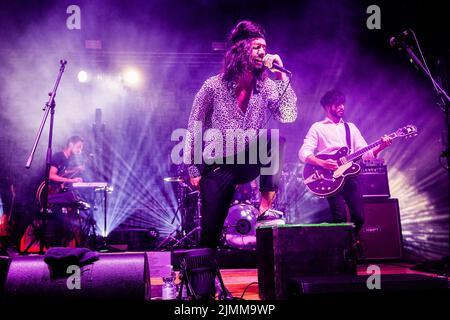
[122,68,142,88]
[147,227,160,240]
[77,70,89,83]
[178,248,232,300]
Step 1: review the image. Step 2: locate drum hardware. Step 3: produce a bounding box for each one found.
[222,203,258,250]
[159,176,271,251]
[158,177,202,250]
[163,176,185,183]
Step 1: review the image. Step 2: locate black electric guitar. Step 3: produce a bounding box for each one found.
[303,125,418,197]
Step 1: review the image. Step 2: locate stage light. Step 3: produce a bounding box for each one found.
[178,248,222,300]
[122,68,142,88]
[147,227,160,240]
[91,130,179,239]
[77,70,88,83]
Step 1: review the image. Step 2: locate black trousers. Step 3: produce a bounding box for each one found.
[326,177,365,235]
[45,207,81,247]
[198,133,284,249]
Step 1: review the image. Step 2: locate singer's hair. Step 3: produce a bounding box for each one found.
[223,21,267,83]
[320,90,346,108]
[66,135,84,147]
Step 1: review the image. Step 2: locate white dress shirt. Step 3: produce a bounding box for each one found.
[299,117,374,162]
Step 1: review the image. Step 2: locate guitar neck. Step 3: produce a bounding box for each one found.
[346,132,395,162]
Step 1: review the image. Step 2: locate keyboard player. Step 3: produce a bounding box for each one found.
[45,136,85,247]
[48,136,84,187]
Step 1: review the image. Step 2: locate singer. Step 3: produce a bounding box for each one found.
[184,20,298,249]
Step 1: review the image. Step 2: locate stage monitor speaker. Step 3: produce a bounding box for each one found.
[359,198,403,260]
[286,274,448,298]
[3,252,151,301]
[256,223,356,300]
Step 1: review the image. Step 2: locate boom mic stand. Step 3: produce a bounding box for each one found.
[24,60,67,254]
[395,30,450,275]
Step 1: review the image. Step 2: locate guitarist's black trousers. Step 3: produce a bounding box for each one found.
[197,132,285,249]
[326,177,365,235]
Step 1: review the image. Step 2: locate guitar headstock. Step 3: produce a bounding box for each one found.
[395,125,418,139]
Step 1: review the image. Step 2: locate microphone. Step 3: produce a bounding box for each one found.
[263,55,292,75]
[389,30,410,47]
[271,62,292,76]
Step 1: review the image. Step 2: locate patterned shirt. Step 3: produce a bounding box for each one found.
[298,117,374,162]
[185,74,298,177]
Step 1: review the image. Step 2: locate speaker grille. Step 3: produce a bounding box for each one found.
[359,198,403,260]
[359,172,390,198]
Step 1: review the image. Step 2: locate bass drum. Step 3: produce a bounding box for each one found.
[223,203,258,250]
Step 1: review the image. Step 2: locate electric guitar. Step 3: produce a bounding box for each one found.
[0,184,15,242]
[302,125,418,197]
[35,165,84,207]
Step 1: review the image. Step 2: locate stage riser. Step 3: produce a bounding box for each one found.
[286,274,448,298]
[256,224,356,300]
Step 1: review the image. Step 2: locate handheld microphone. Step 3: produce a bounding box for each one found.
[389,30,410,47]
[271,62,292,76]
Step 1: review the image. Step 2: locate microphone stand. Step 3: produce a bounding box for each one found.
[24,60,67,254]
[399,38,450,275]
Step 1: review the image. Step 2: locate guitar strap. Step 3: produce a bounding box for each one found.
[344,122,351,152]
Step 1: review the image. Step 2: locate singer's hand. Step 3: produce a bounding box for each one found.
[190,176,201,188]
[263,54,287,80]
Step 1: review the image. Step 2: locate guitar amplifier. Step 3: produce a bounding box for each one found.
[359,198,403,260]
[359,164,390,198]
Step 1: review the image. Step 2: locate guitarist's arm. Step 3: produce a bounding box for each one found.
[49,166,82,184]
[352,125,392,159]
[305,155,339,171]
[373,135,393,158]
[299,125,339,171]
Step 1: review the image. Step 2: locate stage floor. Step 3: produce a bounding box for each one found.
[151,262,450,300]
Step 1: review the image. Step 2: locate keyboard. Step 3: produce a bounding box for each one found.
[72,182,109,189]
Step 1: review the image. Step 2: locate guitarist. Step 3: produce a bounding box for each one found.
[298,90,392,236]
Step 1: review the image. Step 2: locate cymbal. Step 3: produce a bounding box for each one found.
[163,176,184,183]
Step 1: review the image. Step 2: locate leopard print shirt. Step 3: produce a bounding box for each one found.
[185,74,297,177]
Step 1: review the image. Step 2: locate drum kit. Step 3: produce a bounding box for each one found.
[161,172,262,251]
[161,163,305,250]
